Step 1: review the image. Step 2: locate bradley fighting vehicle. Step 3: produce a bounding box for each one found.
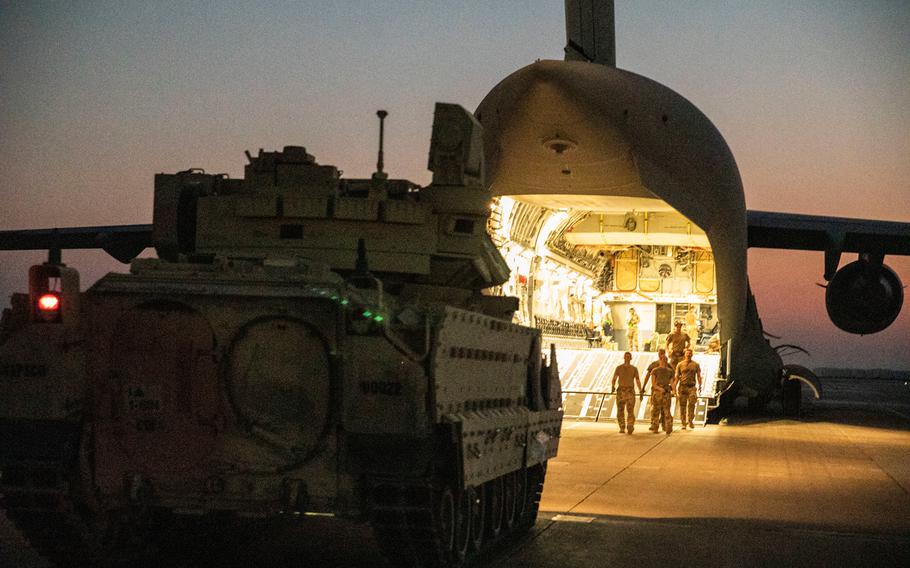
[0,103,563,567]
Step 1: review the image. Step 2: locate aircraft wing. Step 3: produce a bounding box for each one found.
[0,224,152,263]
[746,210,910,279]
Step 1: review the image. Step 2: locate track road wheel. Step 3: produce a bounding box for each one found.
[370,481,466,568]
[468,485,485,552]
[503,471,518,530]
[452,488,470,566]
[436,487,456,562]
[519,464,546,531]
[513,467,528,522]
[486,476,504,539]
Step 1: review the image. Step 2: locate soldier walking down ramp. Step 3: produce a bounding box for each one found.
[647,359,675,434]
[674,349,702,430]
[642,348,668,388]
[611,352,642,434]
[642,349,673,434]
[666,321,690,371]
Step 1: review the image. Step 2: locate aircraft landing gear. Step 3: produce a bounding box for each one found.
[781,378,802,417]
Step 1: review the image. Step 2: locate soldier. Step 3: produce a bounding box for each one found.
[647,358,675,434]
[641,348,668,394]
[601,311,614,347]
[674,348,702,430]
[665,321,690,370]
[626,307,640,351]
[611,351,642,434]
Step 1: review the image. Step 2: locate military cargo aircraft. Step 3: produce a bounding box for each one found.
[475,0,910,414]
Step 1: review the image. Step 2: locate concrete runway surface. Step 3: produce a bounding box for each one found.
[496,404,910,567]
[2,384,909,567]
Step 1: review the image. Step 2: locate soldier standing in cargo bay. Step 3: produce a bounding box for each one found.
[611,352,642,434]
[626,307,640,351]
[674,348,702,429]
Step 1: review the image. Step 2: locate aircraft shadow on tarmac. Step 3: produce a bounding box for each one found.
[716,376,910,432]
[494,513,910,568]
[716,402,910,432]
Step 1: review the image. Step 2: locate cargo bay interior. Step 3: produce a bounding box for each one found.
[489,196,719,353]
[488,194,723,421]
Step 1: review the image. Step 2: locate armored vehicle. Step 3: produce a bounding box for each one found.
[0,103,563,566]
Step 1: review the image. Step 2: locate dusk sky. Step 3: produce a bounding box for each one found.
[1,1,908,369]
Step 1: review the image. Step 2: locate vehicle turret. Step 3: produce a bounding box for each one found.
[151,103,509,293]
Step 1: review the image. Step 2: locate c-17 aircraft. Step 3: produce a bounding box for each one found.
[475,0,910,413]
[0,1,908,416]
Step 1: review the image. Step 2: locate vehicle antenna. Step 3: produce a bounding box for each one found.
[374,110,388,180]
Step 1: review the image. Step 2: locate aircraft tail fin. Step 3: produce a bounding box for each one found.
[564,0,616,67]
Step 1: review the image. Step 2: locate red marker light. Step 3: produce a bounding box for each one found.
[38,293,60,312]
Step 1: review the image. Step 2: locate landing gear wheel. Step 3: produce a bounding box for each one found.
[486,476,504,539]
[468,485,485,551]
[781,379,801,417]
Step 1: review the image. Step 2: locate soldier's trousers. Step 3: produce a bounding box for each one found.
[650,389,673,432]
[616,387,636,431]
[677,385,697,425]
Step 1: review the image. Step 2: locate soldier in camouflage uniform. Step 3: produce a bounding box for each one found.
[674,348,702,430]
[611,351,642,434]
[626,308,640,351]
[640,348,666,421]
[646,358,675,434]
[665,321,690,371]
[642,348,668,391]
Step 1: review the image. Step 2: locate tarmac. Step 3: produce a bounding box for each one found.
[495,403,910,567]
[2,380,909,567]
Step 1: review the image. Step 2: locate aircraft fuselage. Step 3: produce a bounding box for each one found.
[477,60,781,402]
